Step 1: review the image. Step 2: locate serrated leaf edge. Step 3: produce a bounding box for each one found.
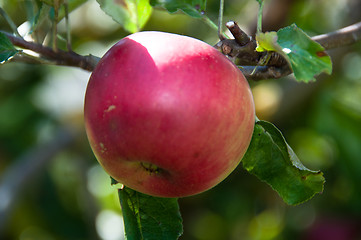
[247,120,325,205]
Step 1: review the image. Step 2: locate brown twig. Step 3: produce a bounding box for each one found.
[240,65,292,81]
[2,21,361,79]
[226,21,251,46]
[312,21,361,50]
[217,21,361,80]
[1,30,99,71]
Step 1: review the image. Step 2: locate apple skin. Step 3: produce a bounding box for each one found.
[84,31,255,198]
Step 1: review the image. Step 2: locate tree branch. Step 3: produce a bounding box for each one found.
[240,65,292,81]
[217,21,361,80]
[2,21,361,79]
[312,21,361,50]
[1,31,99,72]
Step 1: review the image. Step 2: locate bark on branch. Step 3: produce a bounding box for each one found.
[312,21,361,50]
[2,21,361,79]
[1,31,100,71]
[216,21,361,80]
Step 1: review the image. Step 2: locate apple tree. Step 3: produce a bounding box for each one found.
[1,0,361,239]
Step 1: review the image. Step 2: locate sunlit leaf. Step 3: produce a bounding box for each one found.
[0,32,19,63]
[150,0,206,18]
[242,120,325,205]
[256,24,332,82]
[118,186,183,240]
[255,31,280,52]
[277,24,332,82]
[97,0,152,33]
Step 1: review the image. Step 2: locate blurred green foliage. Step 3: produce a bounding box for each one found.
[1,0,361,239]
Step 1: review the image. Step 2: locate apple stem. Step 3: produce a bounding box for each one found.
[141,162,161,174]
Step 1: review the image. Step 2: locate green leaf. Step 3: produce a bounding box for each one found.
[97,0,152,33]
[39,0,62,6]
[0,32,18,63]
[24,0,36,26]
[277,24,332,82]
[150,0,206,18]
[256,24,332,82]
[111,176,119,185]
[39,0,87,9]
[66,0,89,13]
[30,3,51,34]
[242,120,325,205]
[255,31,280,52]
[118,186,183,240]
[38,0,88,21]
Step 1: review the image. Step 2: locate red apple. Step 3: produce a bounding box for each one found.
[84,31,255,198]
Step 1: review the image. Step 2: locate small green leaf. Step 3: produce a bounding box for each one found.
[66,0,89,14]
[150,0,206,18]
[111,176,118,185]
[30,3,51,34]
[38,0,88,22]
[118,186,183,240]
[39,0,62,6]
[97,0,152,33]
[0,32,18,63]
[256,31,280,52]
[277,24,332,82]
[242,120,325,205]
[24,0,36,26]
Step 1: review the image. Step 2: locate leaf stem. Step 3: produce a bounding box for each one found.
[201,15,219,32]
[256,0,264,33]
[1,30,100,71]
[0,7,22,38]
[217,0,226,40]
[52,0,60,52]
[64,0,72,51]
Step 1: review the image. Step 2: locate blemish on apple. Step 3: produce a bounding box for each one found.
[99,142,107,154]
[104,105,116,113]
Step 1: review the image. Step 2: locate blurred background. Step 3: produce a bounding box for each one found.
[1,0,361,239]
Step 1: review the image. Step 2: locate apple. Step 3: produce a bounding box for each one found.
[84,31,255,198]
